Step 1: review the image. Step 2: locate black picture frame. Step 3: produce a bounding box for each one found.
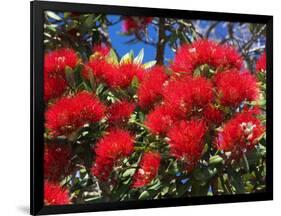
[30,1,273,215]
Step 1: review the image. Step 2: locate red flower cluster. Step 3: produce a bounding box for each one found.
[132,152,161,188]
[44,144,72,181]
[203,104,224,125]
[44,48,79,101]
[137,66,168,109]
[44,48,79,75]
[45,91,105,136]
[116,63,145,88]
[167,119,207,170]
[44,76,67,102]
[256,52,266,72]
[44,181,70,205]
[83,60,145,89]
[216,108,265,157]
[122,16,153,32]
[163,77,214,117]
[171,39,242,76]
[107,100,135,124]
[214,69,259,106]
[145,105,178,135]
[92,129,134,181]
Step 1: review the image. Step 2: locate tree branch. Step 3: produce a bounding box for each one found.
[156,18,166,65]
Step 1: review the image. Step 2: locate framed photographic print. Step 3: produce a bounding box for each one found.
[30,0,273,215]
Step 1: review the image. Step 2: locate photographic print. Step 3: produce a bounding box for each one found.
[31,1,273,214]
[43,11,267,205]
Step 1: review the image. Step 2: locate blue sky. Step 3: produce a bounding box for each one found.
[107,15,174,64]
[46,12,266,63]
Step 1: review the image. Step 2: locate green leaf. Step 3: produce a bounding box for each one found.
[84,14,94,28]
[209,155,223,165]
[147,178,161,190]
[227,168,245,194]
[65,66,75,88]
[160,186,169,196]
[193,168,211,181]
[45,24,57,32]
[122,168,136,178]
[131,76,140,89]
[107,49,119,64]
[95,83,105,96]
[138,191,150,200]
[191,181,209,196]
[176,181,191,197]
[143,60,157,69]
[134,48,144,65]
[45,11,62,21]
[120,50,134,64]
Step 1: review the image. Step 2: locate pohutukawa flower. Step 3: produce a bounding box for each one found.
[214,69,259,106]
[44,48,79,76]
[163,77,213,117]
[163,80,193,118]
[167,119,207,171]
[45,91,105,136]
[82,58,119,86]
[44,181,70,205]
[132,152,161,188]
[107,100,135,123]
[83,61,144,89]
[113,63,145,88]
[171,39,242,77]
[145,105,179,135]
[216,108,265,158]
[44,144,72,181]
[122,16,152,33]
[203,104,224,125]
[91,129,134,181]
[44,75,67,102]
[44,48,79,101]
[256,52,266,72]
[137,66,169,109]
[92,44,111,57]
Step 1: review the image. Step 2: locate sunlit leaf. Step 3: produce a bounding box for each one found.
[45,11,62,21]
[143,60,156,69]
[134,48,144,65]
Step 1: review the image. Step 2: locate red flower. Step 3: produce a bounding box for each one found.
[44,48,79,76]
[82,58,119,86]
[137,66,169,109]
[92,44,111,57]
[92,129,134,181]
[44,144,72,181]
[203,104,224,125]
[216,108,265,158]
[171,39,242,76]
[44,48,79,101]
[214,69,259,106]
[132,152,161,188]
[163,80,193,117]
[145,105,179,135]
[44,181,70,205]
[44,75,67,102]
[122,17,152,32]
[113,63,145,88]
[45,91,105,136]
[83,61,144,89]
[256,52,266,72]
[163,77,213,117]
[167,119,207,171]
[107,101,135,123]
